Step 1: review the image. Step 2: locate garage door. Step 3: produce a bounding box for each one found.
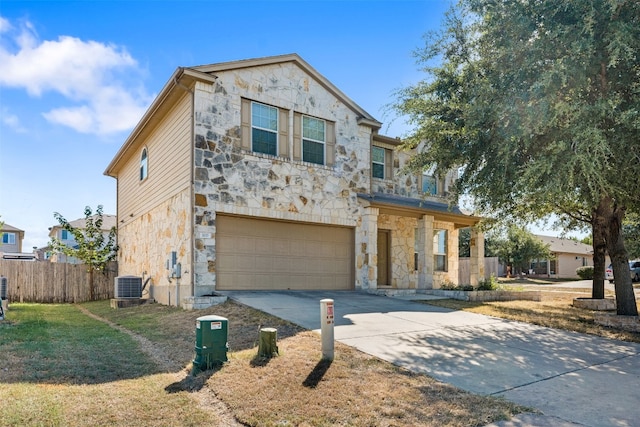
[216,215,354,290]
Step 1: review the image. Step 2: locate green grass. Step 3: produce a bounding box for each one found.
[1,301,529,426]
[0,303,159,384]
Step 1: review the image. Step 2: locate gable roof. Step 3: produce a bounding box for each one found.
[1,223,24,233]
[536,235,592,255]
[105,54,382,177]
[48,214,117,238]
[192,53,381,127]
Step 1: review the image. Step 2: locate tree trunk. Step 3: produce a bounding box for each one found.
[89,268,95,301]
[599,197,638,316]
[591,210,607,299]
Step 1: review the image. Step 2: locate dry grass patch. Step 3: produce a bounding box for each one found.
[210,331,523,427]
[2,301,530,426]
[424,292,640,343]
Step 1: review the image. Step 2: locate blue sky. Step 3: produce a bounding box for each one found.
[0,0,573,251]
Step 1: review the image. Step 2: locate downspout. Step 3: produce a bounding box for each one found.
[174,70,196,303]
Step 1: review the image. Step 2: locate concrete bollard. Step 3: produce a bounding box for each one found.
[320,298,334,360]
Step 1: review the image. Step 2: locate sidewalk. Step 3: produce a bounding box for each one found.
[222,290,640,427]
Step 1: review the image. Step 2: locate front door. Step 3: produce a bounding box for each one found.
[377,230,391,287]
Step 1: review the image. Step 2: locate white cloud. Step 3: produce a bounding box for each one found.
[0,108,26,133]
[0,17,151,135]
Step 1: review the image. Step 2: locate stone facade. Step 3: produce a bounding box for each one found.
[106,54,483,307]
[117,191,192,305]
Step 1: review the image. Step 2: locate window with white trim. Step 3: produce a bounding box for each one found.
[372,146,386,179]
[302,116,325,165]
[61,230,71,240]
[433,229,447,271]
[251,102,278,156]
[2,232,16,245]
[140,148,148,181]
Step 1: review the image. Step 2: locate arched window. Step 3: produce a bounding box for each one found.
[140,148,148,181]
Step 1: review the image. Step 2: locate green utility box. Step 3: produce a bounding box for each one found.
[192,315,228,373]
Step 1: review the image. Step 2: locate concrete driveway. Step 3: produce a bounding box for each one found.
[221,290,640,427]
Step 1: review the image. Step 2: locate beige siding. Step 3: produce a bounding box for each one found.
[115,91,193,305]
[117,91,192,224]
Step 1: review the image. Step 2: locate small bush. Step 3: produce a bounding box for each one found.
[576,266,594,280]
[477,275,499,291]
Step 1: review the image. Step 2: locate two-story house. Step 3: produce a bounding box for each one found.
[1,223,25,254]
[104,54,484,307]
[48,214,117,263]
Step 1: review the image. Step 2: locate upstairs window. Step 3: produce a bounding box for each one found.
[372,146,385,179]
[422,169,445,195]
[61,230,71,240]
[251,102,278,156]
[140,148,148,181]
[302,116,325,165]
[2,232,15,245]
[433,229,447,271]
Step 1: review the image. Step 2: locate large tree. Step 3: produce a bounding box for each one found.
[50,205,118,300]
[487,226,551,276]
[394,0,640,315]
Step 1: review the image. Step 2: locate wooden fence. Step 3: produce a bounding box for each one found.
[458,257,503,285]
[0,260,118,303]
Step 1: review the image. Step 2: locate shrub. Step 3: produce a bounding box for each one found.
[576,266,594,280]
[477,274,499,291]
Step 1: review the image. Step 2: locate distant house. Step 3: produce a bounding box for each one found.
[0,223,24,253]
[530,235,602,279]
[104,53,485,308]
[48,214,117,263]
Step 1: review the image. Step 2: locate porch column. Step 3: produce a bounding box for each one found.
[416,215,434,290]
[360,206,379,291]
[469,227,485,286]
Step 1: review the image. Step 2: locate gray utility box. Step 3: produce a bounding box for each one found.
[192,315,228,373]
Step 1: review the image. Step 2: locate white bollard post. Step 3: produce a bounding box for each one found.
[320,298,334,360]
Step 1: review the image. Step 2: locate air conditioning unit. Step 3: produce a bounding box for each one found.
[114,275,142,298]
[0,276,7,300]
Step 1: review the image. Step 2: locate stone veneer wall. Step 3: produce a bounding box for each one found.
[372,147,457,201]
[378,214,418,289]
[432,220,459,288]
[190,64,373,290]
[117,191,192,305]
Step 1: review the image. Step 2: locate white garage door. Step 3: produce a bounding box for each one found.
[216,215,354,290]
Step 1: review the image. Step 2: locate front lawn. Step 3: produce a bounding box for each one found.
[0,301,528,426]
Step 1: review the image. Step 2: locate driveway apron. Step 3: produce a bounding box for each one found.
[222,290,640,427]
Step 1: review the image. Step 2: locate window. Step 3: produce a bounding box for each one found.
[2,232,15,245]
[251,102,278,156]
[302,116,325,165]
[372,146,385,179]
[61,230,71,240]
[422,166,445,195]
[140,148,148,181]
[422,172,437,195]
[433,229,447,271]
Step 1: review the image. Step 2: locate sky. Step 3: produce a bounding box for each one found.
[0,0,577,251]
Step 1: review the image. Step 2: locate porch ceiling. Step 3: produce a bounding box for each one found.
[357,193,481,228]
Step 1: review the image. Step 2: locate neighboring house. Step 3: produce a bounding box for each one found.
[0,223,25,253]
[530,235,603,279]
[104,54,484,307]
[48,214,117,263]
[0,223,37,261]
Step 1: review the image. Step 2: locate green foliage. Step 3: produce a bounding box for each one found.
[477,275,499,291]
[393,0,640,314]
[623,213,640,259]
[487,226,551,275]
[576,266,595,280]
[49,205,118,273]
